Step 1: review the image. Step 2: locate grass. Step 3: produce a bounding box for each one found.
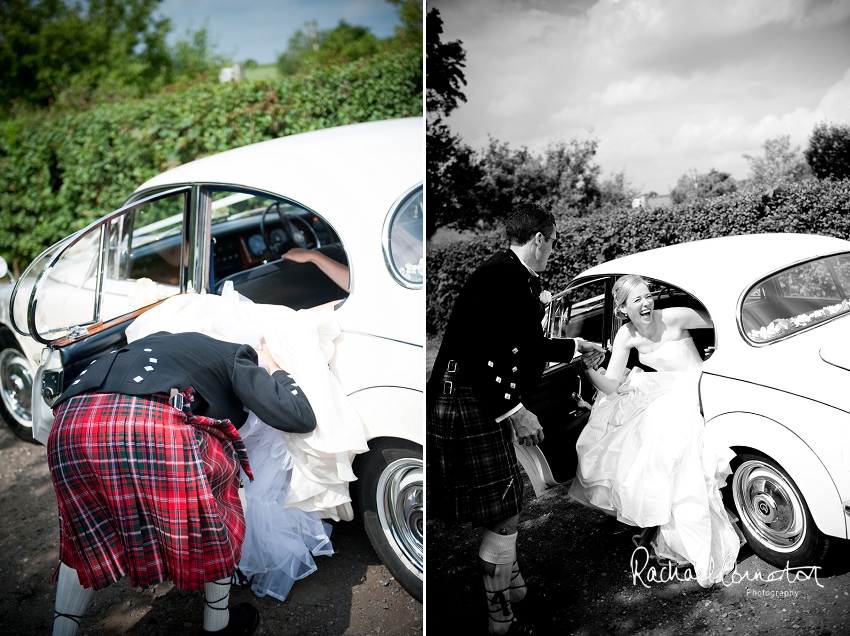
[243,64,280,81]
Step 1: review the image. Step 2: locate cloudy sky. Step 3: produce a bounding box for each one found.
[157,0,401,66]
[430,0,850,194]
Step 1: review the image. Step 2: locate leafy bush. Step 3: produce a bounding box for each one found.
[427,178,850,334]
[0,49,422,274]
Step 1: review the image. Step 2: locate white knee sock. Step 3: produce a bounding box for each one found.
[480,530,518,635]
[509,559,527,602]
[203,578,232,632]
[53,563,94,636]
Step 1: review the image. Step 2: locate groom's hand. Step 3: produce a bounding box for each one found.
[575,337,605,355]
[510,407,544,446]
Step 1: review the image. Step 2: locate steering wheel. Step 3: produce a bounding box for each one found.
[260,201,299,257]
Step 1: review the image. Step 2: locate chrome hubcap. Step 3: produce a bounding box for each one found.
[0,348,33,428]
[377,457,423,577]
[733,460,805,552]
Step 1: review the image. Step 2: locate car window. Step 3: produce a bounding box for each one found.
[205,188,348,310]
[743,252,850,343]
[546,279,607,360]
[15,189,188,343]
[383,185,423,289]
[207,189,342,288]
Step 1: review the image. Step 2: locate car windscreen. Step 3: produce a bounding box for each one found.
[742,252,850,343]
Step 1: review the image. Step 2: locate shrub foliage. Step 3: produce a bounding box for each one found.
[0,49,422,273]
[427,178,850,334]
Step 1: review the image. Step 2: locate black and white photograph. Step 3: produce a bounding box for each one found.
[426,1,850,635]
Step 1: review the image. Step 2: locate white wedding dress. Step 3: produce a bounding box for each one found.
[569,337,742,586]
[125,284,370,601]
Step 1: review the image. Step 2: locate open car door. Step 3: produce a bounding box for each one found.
[520,277,613,492]
[10,188,193,443]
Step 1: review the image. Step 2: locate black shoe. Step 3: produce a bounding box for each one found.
[201,603,260,636]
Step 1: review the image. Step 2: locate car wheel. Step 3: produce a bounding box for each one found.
[730,453,829,568]
[353,438,423,601]
[0,332,35,443]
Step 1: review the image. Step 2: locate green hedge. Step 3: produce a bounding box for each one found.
[0,48,422,274]
[427,178,850,334]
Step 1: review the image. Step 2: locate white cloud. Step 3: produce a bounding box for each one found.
[813,67,850,124]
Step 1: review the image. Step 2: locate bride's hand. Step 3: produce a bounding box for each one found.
[581,350,605,371]
[510,407,544,446]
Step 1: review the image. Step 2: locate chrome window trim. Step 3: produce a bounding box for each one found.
[381,182,423,290]
[13,186,191,345]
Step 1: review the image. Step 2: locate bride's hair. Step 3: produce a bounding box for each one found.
[613,274,650,320]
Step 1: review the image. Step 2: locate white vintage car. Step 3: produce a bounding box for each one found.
[3,117,424,599]
[520,233,850,569]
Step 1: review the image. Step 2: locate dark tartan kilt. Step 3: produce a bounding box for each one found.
[48,391,250,591]
[427,386,523,526]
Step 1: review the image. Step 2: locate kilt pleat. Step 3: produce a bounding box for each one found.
[427,386,524,526]
[48,392,250,591]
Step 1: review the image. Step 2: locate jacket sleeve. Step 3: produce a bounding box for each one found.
[229,345,317,433]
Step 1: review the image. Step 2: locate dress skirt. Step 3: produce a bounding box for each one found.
[569,366,742,586]
[48,391,252,591]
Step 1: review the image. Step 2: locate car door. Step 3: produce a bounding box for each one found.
[523,276,613,486]
[10,187,193,442]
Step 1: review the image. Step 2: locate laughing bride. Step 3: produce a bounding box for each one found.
[569,274,743,586]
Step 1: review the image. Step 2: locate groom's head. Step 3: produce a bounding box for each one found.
[506,203,558,272]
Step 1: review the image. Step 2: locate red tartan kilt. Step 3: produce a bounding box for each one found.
[48,392,247,591]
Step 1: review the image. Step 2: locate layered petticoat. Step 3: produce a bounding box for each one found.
[125,284,370,600]
[569,339,742,587]
[237,412,333,601]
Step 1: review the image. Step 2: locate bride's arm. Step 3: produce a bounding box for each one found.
[663,306,712,330]
[582,327,630,395]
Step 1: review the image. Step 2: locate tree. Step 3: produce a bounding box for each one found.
[426,7,472,237]
[670,169,737,204]
[426,120,482,237]
[426,8,466,118]
[0,0,227,114]
[805,121,850,180]
[596,170,640,211]
[385,0,423,50]
[277,20,380,75]
[743,135,811,190]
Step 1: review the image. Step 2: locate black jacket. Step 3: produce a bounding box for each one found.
[428,249,575,419]
[53,331,316,433]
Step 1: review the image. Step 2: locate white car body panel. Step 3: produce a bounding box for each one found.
[136,117,424,348]
[346,387,423,447]
[702,375,850,539]
[0,283,43,366]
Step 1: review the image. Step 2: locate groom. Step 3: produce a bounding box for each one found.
[428,202,602,634]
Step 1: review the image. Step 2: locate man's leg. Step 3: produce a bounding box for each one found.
[479,514,520,634]
[53,563,94,636]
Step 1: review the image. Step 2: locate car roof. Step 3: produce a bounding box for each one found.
[136,117,424,346]
[579,233,850,308]
[135,117,423,223]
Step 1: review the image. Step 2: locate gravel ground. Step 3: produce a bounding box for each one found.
[426,477,850,636]
[424,335,850,636]
[0,422,422,636]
